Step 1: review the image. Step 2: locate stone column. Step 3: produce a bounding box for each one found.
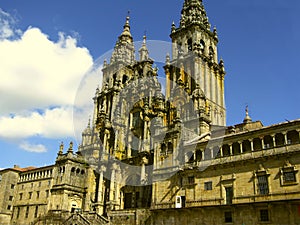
[283,132,288,145]
[249,139,254,151]
[239,142,243,154]
[220,146,224,157]
[271,134,276,148]
[229,144,233,155]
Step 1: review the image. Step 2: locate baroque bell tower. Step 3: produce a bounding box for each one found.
[165,0,226,132]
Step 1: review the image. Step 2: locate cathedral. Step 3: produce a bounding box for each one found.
[1,0,300,224]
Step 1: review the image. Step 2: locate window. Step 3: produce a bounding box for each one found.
[31,183,33,188]
[36,191,40,199]
[9,196,13,201]
[187,38,192,52]
[19,193,23,200]
[29,192,32,199]
[34,206,38,218]
[224,211,233,223]
[258,175,269,195]
[283,171,296,183]
[281,162,298,185]
[46,190,49,198]
[260,209,269,222]
[11,184,15,189]
[16,207,20,219]
[48,180,51,186]
[25,206,29,218]
[7,205,11,210]
[225,187,233,205]
[39,181,41,187]
[188,176,195,185]
[204,181,212,190]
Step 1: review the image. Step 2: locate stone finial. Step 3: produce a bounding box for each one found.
[165,53,170,65]
[67,141,73,153]
[139,34,149,61]
[243,105,252,123]
[58,142,64,155]
[171,21,176,33]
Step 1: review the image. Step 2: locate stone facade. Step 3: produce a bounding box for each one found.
[0,0,300,224]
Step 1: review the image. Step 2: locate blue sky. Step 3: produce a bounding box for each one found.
[0,0,299,168]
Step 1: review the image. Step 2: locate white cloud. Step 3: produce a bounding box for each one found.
[0,106,74,139]
[0,8,19,40]
[0,27,93,114]
[0,8,95,143]
[19,141,47,153]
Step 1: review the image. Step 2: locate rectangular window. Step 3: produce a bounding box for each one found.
[34,206,38,218]
[29,192,32,199]
[25,206,29,218]
[224,211,233,223]
[188,176,195,185]
[19,193,23,200]
[36,191,40,199]
[9,196,13,201]
[16,207,20,219]
[283,171,296,183]
[7,205,11,210]
[46,190,49,198]
[204,181,212,190]
[225,187,233,205]
[258,175,269,195]
[39,181,41,187]
[11,184,15,189]
[260,209,269,222]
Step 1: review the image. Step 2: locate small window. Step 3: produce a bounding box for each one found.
[9,196,13,201]
[258,175,269,195]
[46,190,49,198]
[188,176,195,185]
[31,183,34,188]
[7,205,11,210]
[25,206,29,218]
[48,180,51,186]
[39,181,41,187]
[36,191,40,199]
[34,206,38,218]
[29,192,32,199]
[16,207,20,218]
[187,38,193,52]
[225,187,233,205]
[204,181,212,190]
[260,209,269,222]
[283,171,296,183]
[224,211,233,223]
[11,184,15,189]
[19,193,23,200]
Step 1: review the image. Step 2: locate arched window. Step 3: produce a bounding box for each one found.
[209,46,214,57]
[187,38,193,52]
[287,130,299,144]
[167,142,173,153]
[122,75,128,84]
[200,39,205,53]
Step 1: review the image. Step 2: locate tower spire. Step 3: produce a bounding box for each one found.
[110,13,135,64]
[139,34,149,61]
[179,0,211,30]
